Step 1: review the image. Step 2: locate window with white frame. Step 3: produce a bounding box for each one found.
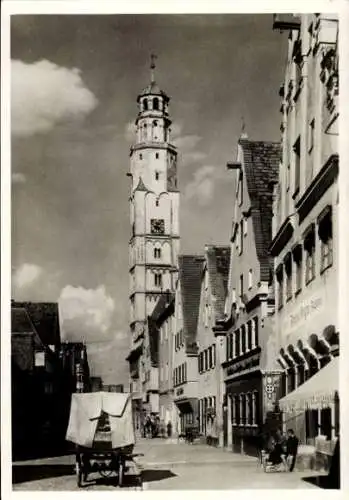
[293,136,301,195]
[248,269,253,290]
[304,226,316,284]
[154,272,162,288]
[239,274,244,299]
[154,247,161,259]
[230,334,234,360]
[204,350,208,371]
[213,344,216,367]
[318,207,333,273]
[226,335,231,361]
[232,288,236,304]
[253,316,259,346]
[241,324,246,354]
[235,329,240,357]
[247,320,252,350]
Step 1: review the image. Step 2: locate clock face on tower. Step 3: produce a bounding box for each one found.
[151,219,165,234]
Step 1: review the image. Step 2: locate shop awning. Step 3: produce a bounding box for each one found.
[279,356,339,413]
[175,398,198,414]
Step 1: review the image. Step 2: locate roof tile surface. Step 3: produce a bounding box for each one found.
[205,245,231,321]
[239,139,281,282]
[178,255,205,351]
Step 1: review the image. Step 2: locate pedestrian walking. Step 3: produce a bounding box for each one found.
[285,429,299,472]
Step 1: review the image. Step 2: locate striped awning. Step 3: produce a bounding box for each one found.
[279,356,339,412]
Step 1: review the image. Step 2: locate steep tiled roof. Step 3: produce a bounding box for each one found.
[205,245,231,321]
[12,301,61,347]
[134,176,148,192]
[11,308,45,371]
[11,307,42,349]
[178,255,205,354]
[12,307,35,334]
[239,139,281,282]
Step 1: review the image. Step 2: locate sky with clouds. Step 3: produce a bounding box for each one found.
[10,14,287,386]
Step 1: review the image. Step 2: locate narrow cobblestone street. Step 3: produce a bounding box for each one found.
[12,438,327,491]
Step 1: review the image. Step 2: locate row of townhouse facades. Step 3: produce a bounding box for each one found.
[127,13,339,466]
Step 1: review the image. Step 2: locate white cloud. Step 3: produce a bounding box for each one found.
[11,59,98,137]
[183,151,207,164]
[184,165,225,206]
[58,285,115,343]
[173,134,201,151]
[13,263,43,290]
[170,122,182,139]
[125,120,136,142]
[12,172,26,184]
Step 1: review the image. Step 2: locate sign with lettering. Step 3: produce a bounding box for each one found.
[289,297,323,327]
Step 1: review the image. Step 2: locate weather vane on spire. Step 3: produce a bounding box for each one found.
[150,53,157,83]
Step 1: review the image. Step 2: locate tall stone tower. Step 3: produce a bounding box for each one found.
[127,57,179,419]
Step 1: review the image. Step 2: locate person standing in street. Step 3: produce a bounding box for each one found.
[285,429,299,472]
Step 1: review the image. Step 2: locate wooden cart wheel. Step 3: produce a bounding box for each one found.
[118,462,124,487]
[76,460,83,488]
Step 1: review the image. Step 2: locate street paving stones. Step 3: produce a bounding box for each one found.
[11,438,327,491]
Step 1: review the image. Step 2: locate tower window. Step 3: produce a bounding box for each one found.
[139,153,143,160]
[155,199,159,206]
[154,273,162,288]
[155,152,159,159]
[154,248,161,259]
[153,98,159,110]
[155,172,159,181]
[143,99,148,111]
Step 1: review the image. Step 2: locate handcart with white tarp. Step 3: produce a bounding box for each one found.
[66,392,142,488]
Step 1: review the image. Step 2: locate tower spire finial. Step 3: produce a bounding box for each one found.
[150,53,157,84]
[240,116,248,139]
